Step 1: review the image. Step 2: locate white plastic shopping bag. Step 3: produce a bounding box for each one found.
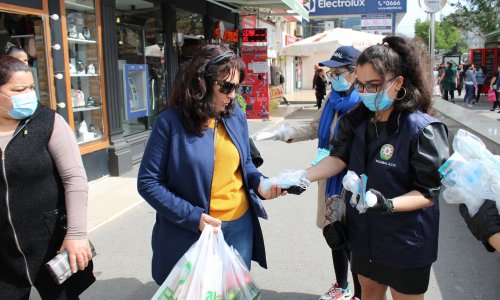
[152,225,261,300]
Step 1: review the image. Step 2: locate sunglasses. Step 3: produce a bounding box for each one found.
[216,81,241,94]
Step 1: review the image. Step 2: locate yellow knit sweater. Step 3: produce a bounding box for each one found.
[208,119,249,221]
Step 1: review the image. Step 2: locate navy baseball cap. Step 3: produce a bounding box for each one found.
[319,46,361,68]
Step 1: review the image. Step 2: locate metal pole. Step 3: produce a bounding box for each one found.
[429,12,435,87]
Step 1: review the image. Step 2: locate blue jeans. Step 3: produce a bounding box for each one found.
[221,209,253,270]
[464,84,475,104]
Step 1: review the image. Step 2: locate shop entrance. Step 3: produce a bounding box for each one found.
[0,11,52,108]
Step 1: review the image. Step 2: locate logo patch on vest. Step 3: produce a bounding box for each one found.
[380,144,394,161]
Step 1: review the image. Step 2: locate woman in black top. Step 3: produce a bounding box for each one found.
[314,69,327,109]
[300,36,450,299]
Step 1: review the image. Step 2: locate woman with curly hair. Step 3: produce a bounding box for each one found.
[137,44,284,285]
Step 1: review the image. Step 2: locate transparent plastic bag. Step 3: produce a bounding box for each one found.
[440,129,500,216]
[152,226,260,300]
[260,170,310,195]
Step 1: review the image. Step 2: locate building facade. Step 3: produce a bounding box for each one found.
[0,0,305,180]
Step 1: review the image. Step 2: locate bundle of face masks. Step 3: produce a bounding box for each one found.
[259,170,310,195]
[439,129,500,216]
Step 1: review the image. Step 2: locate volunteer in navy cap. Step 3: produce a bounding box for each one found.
[316,45,362,300]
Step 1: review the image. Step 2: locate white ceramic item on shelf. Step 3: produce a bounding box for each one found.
[86,64,95,75]
[69,63,76,74]
[72,89,85,107]
[68,24,78,39]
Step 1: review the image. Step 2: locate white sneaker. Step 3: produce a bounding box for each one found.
[468,104,473,107]
[319,283,352,300]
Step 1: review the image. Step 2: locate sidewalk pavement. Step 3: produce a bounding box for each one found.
[87,88,499,234]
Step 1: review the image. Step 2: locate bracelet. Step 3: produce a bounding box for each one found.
[386,199,395,214]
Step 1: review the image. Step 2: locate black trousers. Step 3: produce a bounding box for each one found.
[0,260,95,300]
[315,93,324,109]
[475,84,484,101]
[493,91,500,109]
[443,88,455,101]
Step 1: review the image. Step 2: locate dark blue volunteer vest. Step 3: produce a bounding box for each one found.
[345,109,441,268]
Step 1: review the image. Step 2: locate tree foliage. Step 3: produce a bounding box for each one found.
[414,19,462,53]
[445,0,500,36]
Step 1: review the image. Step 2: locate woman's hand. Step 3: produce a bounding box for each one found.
[258,184,287,199]
[199,213,221,233]
[60,239,92,273]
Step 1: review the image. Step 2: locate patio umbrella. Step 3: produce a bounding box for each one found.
[281,28,384,56]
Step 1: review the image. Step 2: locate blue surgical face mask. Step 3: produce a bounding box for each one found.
[330,74,351,92]
[0,91,38,119]
[359,81,395,112]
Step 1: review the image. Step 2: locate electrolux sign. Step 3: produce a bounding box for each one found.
[308,0,407,16]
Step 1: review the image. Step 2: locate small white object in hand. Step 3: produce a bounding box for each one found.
[365,191,377,207]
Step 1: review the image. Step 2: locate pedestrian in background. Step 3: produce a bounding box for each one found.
[475,64,485,103]
[314,68,327,109]
[441,61,456,103]
[437,63,446,97]
[490,64,500,112]
[456,63,464,96]
[137,44,285,286]
[6,46,28,65]
[278,70,289,105]
[300,36,449,300]
[462,64,477,107]
[0,55,95,299]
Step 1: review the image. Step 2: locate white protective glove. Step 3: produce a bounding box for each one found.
[254,124,294,142]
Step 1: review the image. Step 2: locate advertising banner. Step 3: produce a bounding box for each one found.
[360,14,393,35]
[308,0,406,16]
[240,46,270,119]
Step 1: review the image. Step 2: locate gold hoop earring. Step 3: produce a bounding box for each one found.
[395,87,407,100]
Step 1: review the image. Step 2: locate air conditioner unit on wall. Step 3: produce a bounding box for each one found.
[294,26,303,37]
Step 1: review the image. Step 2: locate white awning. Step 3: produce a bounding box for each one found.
[207,0,309,21]
[281,28,384,56]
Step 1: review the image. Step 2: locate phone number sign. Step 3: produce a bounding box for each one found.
[308,0,406,16]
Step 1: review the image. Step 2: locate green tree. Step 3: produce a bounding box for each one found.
[446,0,500,36]
[414,19,462,53]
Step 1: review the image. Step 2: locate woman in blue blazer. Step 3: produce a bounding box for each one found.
[137,44,283,285]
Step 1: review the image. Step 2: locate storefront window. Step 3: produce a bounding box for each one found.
[116,0,165,136]
[64,0,107,147]
[176,10,204,63]
[0,12,51,107]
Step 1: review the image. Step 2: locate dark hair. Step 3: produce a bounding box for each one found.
[0,55,32,86]
[6,46,26,56]
[169,44,245,136]
[356,35,433,114]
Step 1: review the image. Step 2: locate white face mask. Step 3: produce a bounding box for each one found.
[0,91,38,119]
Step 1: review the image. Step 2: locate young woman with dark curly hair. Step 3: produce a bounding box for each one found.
[296,36,450,299]
[137,44,285,285]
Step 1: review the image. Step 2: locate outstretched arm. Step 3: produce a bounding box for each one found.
[306,155,346,182]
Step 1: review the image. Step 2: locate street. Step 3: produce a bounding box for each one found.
[72,106,500,300]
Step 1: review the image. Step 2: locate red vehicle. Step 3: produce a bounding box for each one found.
[468,48,500,93]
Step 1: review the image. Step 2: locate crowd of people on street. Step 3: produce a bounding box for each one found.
[437,60,500,112]
[0,37,498,300]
